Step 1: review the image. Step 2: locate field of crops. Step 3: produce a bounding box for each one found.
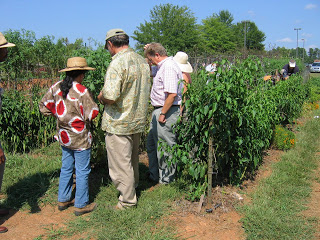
[1,55,317,200]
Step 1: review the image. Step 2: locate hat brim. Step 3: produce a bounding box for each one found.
[0,42,15,48]
[177,62,193,73]
[59,67,96,72]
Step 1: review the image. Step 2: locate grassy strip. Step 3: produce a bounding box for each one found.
[2,142,181,239]
[239,109,320,240]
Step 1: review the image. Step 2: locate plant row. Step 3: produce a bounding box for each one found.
[165,57,310,200]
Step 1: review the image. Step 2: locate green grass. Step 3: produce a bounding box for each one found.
[239,108,320,240]
[1,141,181,239]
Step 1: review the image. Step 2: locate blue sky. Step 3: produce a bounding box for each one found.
[2,0,319,53]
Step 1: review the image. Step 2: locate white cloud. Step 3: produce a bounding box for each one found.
[276,38,293,43]
[248,10,255,17]
[305,4,317,10]
[302,33,313,38]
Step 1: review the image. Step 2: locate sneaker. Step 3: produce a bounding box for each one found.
[74,202,97,216]
[58,199,75,211]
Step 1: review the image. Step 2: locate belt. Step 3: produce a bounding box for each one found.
[153,105,180,110]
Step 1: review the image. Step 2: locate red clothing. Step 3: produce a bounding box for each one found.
[39,81,99,150]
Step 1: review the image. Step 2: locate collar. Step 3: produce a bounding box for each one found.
[112,47,132,60]
[157,56,171,68]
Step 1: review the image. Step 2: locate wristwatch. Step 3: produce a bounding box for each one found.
[160,112,165,116]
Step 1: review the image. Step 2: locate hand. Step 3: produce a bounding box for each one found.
[144,44,150,50]
[145,58,152,66]
[0,148,5,164]
[97,91,104,105]
[158,114,166,123]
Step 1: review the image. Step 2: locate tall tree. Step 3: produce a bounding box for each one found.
[215,10,234,27]
[233,21,266,51]
[132,3,200,54]
[200,13,237,53]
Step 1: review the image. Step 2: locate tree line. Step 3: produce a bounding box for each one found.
[1,3,319,83]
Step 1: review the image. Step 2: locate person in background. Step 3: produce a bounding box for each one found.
[97,29,150,210]
[173,51,193,94]
[205,62,217,74]
[39,57,99,216]
[144,42,183,184]
[0,32,15,234]
[280,59,299,80]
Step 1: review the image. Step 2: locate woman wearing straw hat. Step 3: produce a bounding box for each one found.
[39,57,99,216]
[0,32,15,234]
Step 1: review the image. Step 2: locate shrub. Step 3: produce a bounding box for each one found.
[162,56,308,200]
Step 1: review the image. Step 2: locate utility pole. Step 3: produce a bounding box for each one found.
[301,38,305,62]
[244,21,250,50]
[294,28,301,58]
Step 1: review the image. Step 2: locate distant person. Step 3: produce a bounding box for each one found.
[0,32,15,234]
[205,62,217,74]
[97,29,150,210]
[173,51,193,94]
[173,51,193,114]
[144,42,183,184]
[39,57,99,216]
[280,59,299,80]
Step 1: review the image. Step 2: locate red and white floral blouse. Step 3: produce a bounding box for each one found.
[39,80,99,150]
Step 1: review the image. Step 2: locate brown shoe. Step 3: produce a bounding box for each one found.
[114,202,136,211]
[58,199,75,211]
[0,226,8,233]
[74,202,97,216]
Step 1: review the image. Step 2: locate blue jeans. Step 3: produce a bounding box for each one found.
[58,146,91,208]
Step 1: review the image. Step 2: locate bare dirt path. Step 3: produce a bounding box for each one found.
[1,204,75,240]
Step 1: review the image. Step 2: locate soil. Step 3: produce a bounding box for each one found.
[1,140,319,239]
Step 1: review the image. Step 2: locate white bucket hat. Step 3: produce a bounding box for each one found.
[173,51,193,73]
[289,59,296,68]
[0,32,15,48]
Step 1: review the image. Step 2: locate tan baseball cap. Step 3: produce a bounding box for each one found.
[105,29,126,41]
[0,32,15,48]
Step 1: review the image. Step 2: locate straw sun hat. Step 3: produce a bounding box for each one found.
[173,51,193,73]
[59,57,95,72]
[0,32,16,48]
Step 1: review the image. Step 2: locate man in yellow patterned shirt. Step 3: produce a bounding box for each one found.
[98,29,150,210]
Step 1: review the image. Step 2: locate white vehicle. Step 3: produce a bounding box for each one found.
[310,62,320,73]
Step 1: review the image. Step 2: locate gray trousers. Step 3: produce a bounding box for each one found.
[147,106,179,184]
[0,141,5,191]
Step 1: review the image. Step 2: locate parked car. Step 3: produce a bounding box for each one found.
[310,62,320,73]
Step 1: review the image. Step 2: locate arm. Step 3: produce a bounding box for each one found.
[98,64,121,106]
[182,72,191,94]
[158,93,176,123]
[82,91,99,122]
[0,147,5,164]
[39,87,56,117]
[98,91,115,105]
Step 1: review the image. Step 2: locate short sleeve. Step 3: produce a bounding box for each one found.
[102,64,122,101]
